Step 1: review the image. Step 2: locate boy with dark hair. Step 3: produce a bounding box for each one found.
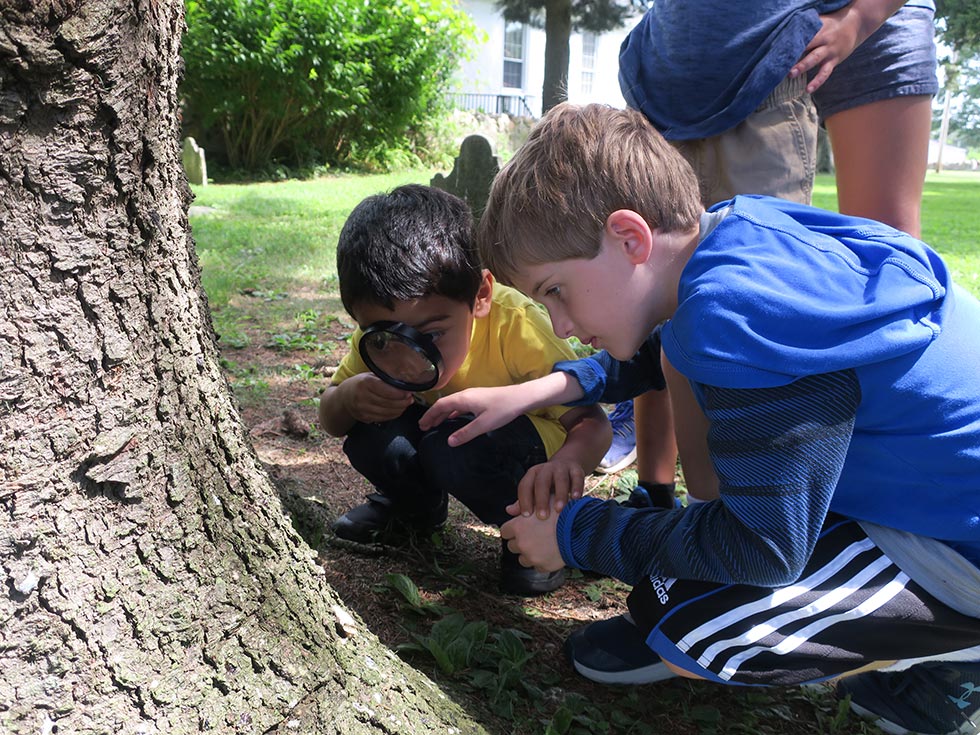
[319,184,610,596]
[421,106,980,733]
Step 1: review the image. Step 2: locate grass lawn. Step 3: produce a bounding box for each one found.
[191,169,430,311]
[189,170,980,735]
[193,170,980,318]
[812,170,980,295]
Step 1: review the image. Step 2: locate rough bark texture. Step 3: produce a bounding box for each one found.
[0,1,487,732]
[542,0,571,113]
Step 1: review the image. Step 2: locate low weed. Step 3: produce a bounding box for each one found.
[394,590,546,721]
[266,309,339,353]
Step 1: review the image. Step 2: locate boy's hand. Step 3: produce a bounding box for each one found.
[419,385,528,446]
[507,459,585,520]
[500,504,564,573]
[340,373,414,424]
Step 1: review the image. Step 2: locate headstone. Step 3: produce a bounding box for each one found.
[430,134,499,220]
[182,136,208,187]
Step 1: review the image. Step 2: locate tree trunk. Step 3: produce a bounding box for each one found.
[0,2,487,732]
[542,0,572,113]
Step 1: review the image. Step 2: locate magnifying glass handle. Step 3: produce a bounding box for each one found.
[411,393,428,407]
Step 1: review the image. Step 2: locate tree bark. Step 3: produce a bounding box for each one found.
[542,0,572,113]
[0,1,487,732]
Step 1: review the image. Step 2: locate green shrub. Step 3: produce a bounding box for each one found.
[181,0,476,171]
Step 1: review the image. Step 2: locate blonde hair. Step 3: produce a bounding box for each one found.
[478,103,701,284]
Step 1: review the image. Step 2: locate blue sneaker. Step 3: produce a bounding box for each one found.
[838,662,980,735]
[564,614,677,684]
[598,401,637,474]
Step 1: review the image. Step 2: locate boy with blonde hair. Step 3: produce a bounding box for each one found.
[422,105,980,734]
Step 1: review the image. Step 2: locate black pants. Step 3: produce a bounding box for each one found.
[343,403,548,527]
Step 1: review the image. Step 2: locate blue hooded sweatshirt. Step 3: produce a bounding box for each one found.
[661,196,980,554]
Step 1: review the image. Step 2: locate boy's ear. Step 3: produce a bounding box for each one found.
[473,269,494,318]
[605,210,653,265]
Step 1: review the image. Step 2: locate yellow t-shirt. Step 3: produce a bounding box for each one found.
[331,284,576,457]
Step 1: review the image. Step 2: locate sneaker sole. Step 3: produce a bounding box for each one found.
[850,701,980,735]
[847,702,912,735]
[332,522,442,546]
[596,447,638,475]
[570,657,676,685]
[500,572,566,597]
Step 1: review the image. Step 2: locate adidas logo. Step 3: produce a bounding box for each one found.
[649,576,676,605]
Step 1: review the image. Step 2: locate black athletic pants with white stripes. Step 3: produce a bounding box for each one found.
[628,516,980,686]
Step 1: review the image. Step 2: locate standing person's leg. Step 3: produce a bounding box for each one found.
[825,94,932,237]
[630,390,678,507]
[812,4,938,238]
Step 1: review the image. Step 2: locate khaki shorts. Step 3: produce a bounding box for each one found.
[672,75,817,207]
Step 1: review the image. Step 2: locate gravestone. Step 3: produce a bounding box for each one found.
[430,134,499,220]
[182,136,208,187]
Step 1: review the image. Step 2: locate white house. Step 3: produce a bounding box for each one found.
[928,139,968,166]
[453,0,642,118]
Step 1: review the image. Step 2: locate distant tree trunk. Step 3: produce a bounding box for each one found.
[936,88,954,173]
[542,0,572,113]
[817,127,835,174]
[0,2,486,733]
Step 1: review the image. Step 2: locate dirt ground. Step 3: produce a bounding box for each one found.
[220,292,868,735]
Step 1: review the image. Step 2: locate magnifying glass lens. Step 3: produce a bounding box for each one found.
[359,322,443,392]
[363,333,435,383]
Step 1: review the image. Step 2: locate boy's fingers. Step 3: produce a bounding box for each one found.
[418,402,452,430]
[534,480,551,519]
[790,40,825,78]
[806,62,835,94]
[516,473,535,517]
[446,423,478,447]
[551,473,569,512]
[505,501,521,516]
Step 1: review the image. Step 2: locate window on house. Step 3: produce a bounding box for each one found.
[503,22,525,89]
[581,32,596,94]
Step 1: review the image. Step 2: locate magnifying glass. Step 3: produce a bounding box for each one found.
[358,321,444,393]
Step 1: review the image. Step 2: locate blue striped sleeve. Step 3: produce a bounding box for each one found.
[552,325,667,406]
[556,370,861,586]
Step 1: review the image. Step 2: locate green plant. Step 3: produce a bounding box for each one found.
[400,612,489,675]
[386,573,455,617]
[392,587,548,721]
[181,0,478,171]
[292,363,318,382]
[267,331,325,352]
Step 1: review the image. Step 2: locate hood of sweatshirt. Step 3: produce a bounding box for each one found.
[662,195,949,388]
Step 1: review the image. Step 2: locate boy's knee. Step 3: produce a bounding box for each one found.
[344,427,418,476]
[418,419,478,476]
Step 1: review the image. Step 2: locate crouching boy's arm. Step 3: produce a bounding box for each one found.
[509,404,611,520]
[318,374,415,437]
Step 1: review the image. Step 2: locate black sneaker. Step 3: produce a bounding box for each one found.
[564,614,677,684]
[332,493,445,544]
[500,542,565,596]
[838,661,980,735]
[621,483,678,510]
